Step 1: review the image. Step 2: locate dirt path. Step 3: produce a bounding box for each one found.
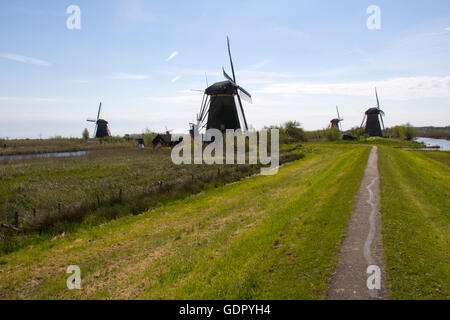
[327,146,387,300]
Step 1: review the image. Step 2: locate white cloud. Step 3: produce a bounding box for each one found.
[171,75,181,83]
[0,53,50,66]
[445,27,450,31]
[0,96,78,103]
[147,95,200,106]
[108,72,150,80]
[270,25,311,39]
[256,76,450,100]
[165,51,179,62]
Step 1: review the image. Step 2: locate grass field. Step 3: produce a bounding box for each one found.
[379,148,450,299]
[0,144,370,299]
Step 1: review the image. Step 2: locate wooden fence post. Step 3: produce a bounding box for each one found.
[97,194,100,206]
[119,188,123,203]
[58,203,61,215]
[14,212,19,228]
[33,208,36,218]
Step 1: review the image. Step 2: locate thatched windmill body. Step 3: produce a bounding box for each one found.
[330,106,343,131]
[361,88,385,137]
[87,102,111,138]
[191,37,252,136]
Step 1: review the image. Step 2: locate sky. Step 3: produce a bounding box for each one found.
[0,0,449,139]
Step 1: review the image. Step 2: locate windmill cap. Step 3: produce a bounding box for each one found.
[205,80,238,95]
[97,119,109,124]
[365,107,382,115]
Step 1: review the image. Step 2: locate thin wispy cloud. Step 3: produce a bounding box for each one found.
[445,27,450,31]
[165,51,179,62]
[256,76,450,100]
[171,75,181,83]
[108,73,150,80]
[0,53,50,66]
[270,25,311,39]
[0,96,78,103]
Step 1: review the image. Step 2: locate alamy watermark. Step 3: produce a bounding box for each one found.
[171,129,280,176]
[367,5,381,30]
[66,5,81,30]
[66,265,81,290]
[366,265,381,290]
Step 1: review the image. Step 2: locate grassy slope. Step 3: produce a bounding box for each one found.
[0,144,370,299]
[378,148,450,299]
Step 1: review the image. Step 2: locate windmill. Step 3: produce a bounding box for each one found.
[330,106,344,131]
[87,102,111,138]
[191,36,252,137]
[360,88,385,137]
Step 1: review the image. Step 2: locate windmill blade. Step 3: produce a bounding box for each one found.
[94,124,98,138]
[223,67,234,83]
[205,72,209,87]
[238,87,253,104]
[379,113,385,131]
[227,36,236,82]
[236,94,249,131]
[375,88,380,110]
[336,106,341,120]
[360,114,366,128]
[97,102,102,121]
[190,89,205,93]
[87,119,96,122]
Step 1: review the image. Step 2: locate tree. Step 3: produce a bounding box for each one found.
[282,121,307,143]
[82,128,90,140]
[403,123,418,140]
[323,126,342,141]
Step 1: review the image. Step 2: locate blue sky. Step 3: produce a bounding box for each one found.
[0,0,449,138]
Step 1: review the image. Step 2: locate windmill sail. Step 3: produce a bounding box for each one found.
[86,102,111,138]
[193,36,251,136]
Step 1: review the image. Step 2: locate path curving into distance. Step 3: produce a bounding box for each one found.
[327,146,387,300]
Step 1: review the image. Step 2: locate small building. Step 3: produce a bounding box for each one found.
[152,133,181,148]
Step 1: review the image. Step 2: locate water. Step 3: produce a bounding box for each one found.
[0,150,90,161]
[415,137,450,151]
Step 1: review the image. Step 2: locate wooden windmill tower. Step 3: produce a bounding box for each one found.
[361,88,385,137]
[191,37,252,136]
[330,106,344,131]
[87,102,111,138]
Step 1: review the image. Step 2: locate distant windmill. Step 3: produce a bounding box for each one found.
[191,36,252,136]
[330,106,344,131]
[361,88,385,137]
[87,102,111,138]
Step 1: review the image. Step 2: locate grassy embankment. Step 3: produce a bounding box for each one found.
[379,147,449,299]
[0,144,370,299]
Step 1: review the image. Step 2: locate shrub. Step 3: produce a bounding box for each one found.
[82,128,90,140]
[323,127,342,141]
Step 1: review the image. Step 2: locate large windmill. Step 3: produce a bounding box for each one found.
[330,106,344,131]
[361,88,385,137]
[191,37,252,136]
[87,102,111,138]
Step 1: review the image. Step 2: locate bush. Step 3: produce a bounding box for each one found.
[386,123,418,140]
[142,128,156,147]
[82,128,90,140]
[323,127,342,141]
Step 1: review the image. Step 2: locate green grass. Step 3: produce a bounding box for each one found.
[0,144,370,299]
[378,148,450,299]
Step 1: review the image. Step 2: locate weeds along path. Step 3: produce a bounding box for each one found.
[378,148,449,299]
[0,145,370,299]
[327,146,387,300]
